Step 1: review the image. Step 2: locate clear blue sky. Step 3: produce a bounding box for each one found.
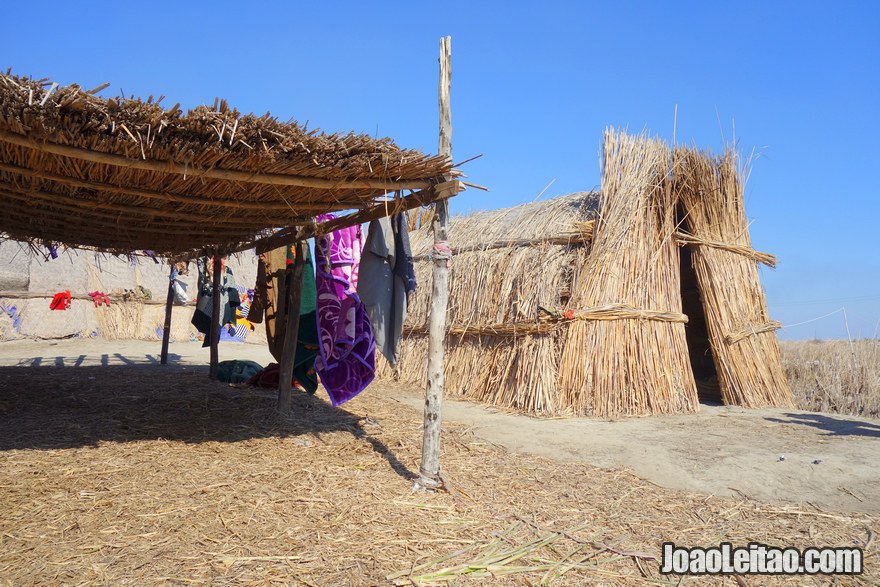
[3,1,878,339]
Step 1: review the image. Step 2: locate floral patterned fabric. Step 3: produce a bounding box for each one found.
[314,214,375,406]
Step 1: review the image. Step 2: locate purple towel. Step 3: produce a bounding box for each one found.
[314,214,375,406]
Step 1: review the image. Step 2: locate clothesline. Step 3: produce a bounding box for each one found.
[0,290,183,306]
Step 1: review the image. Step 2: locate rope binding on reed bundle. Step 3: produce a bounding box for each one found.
[411,220,596,262]
[537,304,688,324]
[724,320,783,345]
[402,303,689,339]
[675,231,777,268]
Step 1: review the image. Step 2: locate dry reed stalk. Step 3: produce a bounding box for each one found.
[93,302,145,340]
[674,148,793,408]
[557,130,699,417]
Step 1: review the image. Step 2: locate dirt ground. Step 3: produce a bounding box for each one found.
[0,338,877,585]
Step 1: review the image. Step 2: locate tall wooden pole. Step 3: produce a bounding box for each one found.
[208,253,222,379]
[419,36,452,489]
[160,263,175,365]
[277,240,307,413]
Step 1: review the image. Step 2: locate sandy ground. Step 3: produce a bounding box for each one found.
[2,338,877,517]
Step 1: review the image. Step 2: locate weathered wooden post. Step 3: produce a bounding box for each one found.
[159,262,175,365]
[277,240,308,413]
[208,252,222,379]
[419,36,452,489]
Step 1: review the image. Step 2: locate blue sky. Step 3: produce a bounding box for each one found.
[2,1,878,339]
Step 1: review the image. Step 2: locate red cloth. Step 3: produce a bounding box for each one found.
[88,291,111,307]
[49,291,72,311]
[246,363,281,388]
[244,363,306,391]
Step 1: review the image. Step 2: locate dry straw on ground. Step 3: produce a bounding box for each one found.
[0,365,875,586]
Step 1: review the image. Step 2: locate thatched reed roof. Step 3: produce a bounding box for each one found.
[382,193,600,414]
[0,72,457,256]
[411,193,599,258]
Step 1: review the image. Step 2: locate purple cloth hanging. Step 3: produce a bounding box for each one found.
[314,214,375,406]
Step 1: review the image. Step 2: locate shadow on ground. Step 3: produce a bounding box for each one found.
[765,412,880,438]
[12,352,183,367]
[0,364,416,480]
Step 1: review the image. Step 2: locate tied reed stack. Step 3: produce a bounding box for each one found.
[557,130,699,417]
[674,148,793,408]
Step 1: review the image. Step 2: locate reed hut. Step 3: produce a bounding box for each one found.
[380,129,793,417]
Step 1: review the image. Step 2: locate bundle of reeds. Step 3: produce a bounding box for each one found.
[557,130,699,417]
[377,194,598,414]
[93,302,144,340]
[674,148,793,407]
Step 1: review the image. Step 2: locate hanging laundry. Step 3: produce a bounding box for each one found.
[45,243,58,260]
[248,255,269,325]
[171,277,189,305]
[191,256,240,347]
[219,285,257,343]
[49,291,71,310]
[88,291,111,307]
[314,214,375,406]
[393,212,418,299]
[171,262,190,305]
[359,212,417,365]
[250,244,320,394]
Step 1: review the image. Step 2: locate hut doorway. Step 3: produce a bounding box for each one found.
[679,245,722,403]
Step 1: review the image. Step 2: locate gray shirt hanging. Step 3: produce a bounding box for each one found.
[358,215,414,365]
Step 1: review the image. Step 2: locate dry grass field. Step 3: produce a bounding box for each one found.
[781,339,880,418]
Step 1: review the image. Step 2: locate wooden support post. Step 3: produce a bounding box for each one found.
[419,36,453,490]
[160,263,175,365]
[277,241,308,413]
[208,253,222,380]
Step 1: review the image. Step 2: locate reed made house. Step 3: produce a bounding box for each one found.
[381,130,793,417]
